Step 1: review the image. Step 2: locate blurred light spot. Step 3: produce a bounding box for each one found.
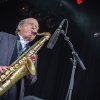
[76,0,83,5]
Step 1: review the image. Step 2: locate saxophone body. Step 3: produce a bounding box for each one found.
[0,32,51,96]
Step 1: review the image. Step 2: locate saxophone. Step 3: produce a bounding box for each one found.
[0,32,51,96]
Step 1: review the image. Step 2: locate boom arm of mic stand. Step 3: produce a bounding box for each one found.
[62,31,86,70]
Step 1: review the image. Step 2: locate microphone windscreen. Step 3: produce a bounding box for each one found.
[94,33,100,37]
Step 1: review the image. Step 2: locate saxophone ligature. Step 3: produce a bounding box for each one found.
[0,32,51,96]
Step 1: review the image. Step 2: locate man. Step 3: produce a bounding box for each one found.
[0,17,39,100]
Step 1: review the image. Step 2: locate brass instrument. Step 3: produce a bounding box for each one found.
[0,32,51,96]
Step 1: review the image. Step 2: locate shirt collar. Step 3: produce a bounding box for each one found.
[18,34,30,50]
[18,34,29,45]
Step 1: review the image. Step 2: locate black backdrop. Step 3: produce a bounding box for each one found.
[0,0,100,100]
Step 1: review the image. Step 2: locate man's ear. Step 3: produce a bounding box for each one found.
[17,24,22,31]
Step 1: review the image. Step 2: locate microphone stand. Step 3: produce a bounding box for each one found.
[61,31,86,100]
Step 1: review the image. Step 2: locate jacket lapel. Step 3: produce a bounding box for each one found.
[8,34,17,65]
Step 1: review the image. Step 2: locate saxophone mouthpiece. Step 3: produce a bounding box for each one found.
[32,32,42,36]
[32,32,37,35]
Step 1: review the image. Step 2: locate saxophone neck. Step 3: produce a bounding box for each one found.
[37,32,51,38]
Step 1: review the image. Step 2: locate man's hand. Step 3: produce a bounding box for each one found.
[31,54,37,62]
[0,66,8,73]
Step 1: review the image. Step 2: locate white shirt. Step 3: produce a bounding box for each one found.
[18,35,29,51]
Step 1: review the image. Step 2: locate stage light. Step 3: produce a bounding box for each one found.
[76,0,83,5]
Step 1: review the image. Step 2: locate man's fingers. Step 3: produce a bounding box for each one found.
[0,67,4,73]
[0,66,8,73]
[31,54,36,62]
[2,67,8,70]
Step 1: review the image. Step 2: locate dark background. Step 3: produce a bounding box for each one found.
[0,0,100,100]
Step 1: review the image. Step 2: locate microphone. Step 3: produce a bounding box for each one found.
[47,19,65,49]
[94,33,100,37]
[58,19,66,29]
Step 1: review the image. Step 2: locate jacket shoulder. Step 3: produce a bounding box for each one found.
[0,31,14,36]
[0,32,15,40]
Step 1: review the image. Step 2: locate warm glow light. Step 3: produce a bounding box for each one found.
[76,0,83,5]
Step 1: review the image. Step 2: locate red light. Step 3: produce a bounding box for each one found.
[76,0,83,5]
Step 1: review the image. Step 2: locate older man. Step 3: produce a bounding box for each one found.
[0,18,39,100]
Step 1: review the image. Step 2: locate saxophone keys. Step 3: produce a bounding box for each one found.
[5,70,10,75]
[14,64,19,69]
[10,67,14,71]
[1,75,6,80]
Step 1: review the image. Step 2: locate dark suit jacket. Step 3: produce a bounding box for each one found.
[0,32,37,100]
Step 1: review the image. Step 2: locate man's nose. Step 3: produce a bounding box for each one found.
[32,29,38,33]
